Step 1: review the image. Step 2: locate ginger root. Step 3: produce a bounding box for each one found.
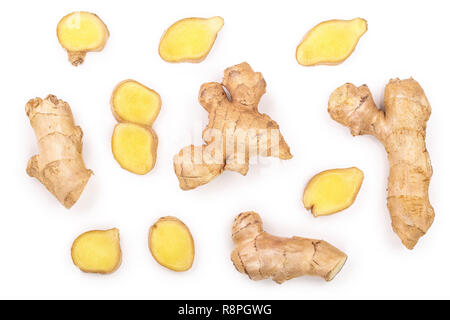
[303,167,364,217]
[149,217,195,272]
[57,11,109,66]
[159,16,224,63]
[328,79,434,249]
[174,62,292,190]
[26,95,92,209]
[71,228,122,274]
[111,80,161,175]
[296,18,367,66]
[231,212,347,284]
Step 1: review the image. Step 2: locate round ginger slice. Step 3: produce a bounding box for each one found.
[71,228,122,274]
[111,80,161,126]
[112,123,157,175]
[149,217,195,272]
[159,16,224,62]
[303,167,364,217]
[57,11,109,66]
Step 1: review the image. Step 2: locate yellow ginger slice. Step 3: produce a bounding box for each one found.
[149,217,195,272]
[71,228,122,274]
[112,123,157,175]
[57,11,109,66]
[296,18,367,66]
[303,167,364,217]
[159,16,224,62]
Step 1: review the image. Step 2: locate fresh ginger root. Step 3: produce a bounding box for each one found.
[328,79,434,249]
[174,62,292,190]
[296,18,367,66]
[57,11,109,66]
[26,95,92,209]
[303,167,364,217]
[159,16,224,62]
[231,212,347,284]
[111,80,161,175]
[71,228,122,274]
[149,217,195,272]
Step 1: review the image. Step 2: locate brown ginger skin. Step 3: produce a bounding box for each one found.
[231,211,347,284]
[174,62,292,190]
[26,95,92,209]
[328,79,434,249]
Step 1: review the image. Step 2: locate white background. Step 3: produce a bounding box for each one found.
[0,0,448,300]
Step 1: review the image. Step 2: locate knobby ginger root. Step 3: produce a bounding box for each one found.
[149,217,195,272]
[328,79,434,249]
[231,212,347,284]
[57,11,109,66]
[303,167,364,217]
[174,62,292,190]
[159,16,224,62]
[111,80,161,175]
[26,95,92,209]
[71,228,122,274]
[296,18,367,66]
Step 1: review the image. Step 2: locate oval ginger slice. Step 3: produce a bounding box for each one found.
[303,167,364,216]
[71,228,122,274]
[159,16,224,62]
[296,18,367,66]
[149,217,195,272]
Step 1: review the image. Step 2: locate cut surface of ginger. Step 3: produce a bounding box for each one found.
[112,80,161,126]
[159,16,224,62]
[296,18,367,66]
[71,228,121,274]
[149,217,194,272]
[57,11,109,65]
[303,167,364,216]
[112,123,156,175]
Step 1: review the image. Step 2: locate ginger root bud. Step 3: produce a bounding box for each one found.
[149,217,195,272]
[303,167,364,217]
[159,16,224,63]
[296,18,367,66]
[111,80,161,175]
[231,212,347,284]
[71,228,122,274]
[57,11,109,66]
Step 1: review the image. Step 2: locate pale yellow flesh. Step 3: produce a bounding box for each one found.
[112,81,161,126]
[159,16,224,62]
[57,12,108,52]
[149,217,194,272]
[303,167,364,216]
[71,228,121,274]
[296,18,367,66]
[112,123,156,175]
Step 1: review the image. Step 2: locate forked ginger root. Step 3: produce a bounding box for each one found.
[328,79,434,249]
[57,11,109,66]
[26,95,92,209]
[296,18,367,66]
[71,228,122,274]
[159,16,224,62]
[149,217,195,272]
[174,62,292,190]
[111,80,161,175]
[303,167,364,217]
[231,212,347,284]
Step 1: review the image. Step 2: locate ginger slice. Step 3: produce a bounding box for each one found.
[112,123,157,175]
[296,18,367,66]
[303,167,364,217]
[57,11,109,66]
[159,16,224,62]
[149,217,195,272]
[71,228,122,274]
[231,212,347,284]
